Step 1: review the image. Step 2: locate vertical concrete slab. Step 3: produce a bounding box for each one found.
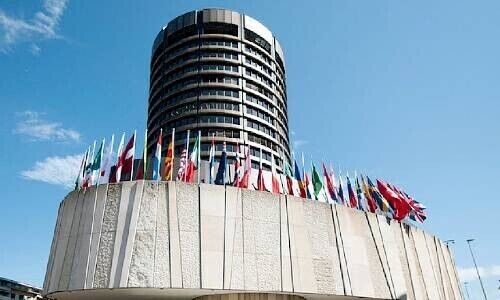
[331,204,351,296]
[153,182,170,288]
[392,221,416,300]
[84,184,108,288]
[128,181,159,288]
[84,184,109,289]
[287,196,317,294]
[401,225,427,300]
[58,188,86,290]
[444,244,464,300]
[167,181,182,288]
[49,191,78,292]
[376,215,408,299]
[241,189,281,292]
[93,183,122,288]
[412,228,441,300]
[68,186,98,289]
[366,213,395,299]
[435,237,454,299]
[280,195,293,293]
[336,205,391,299]
[304,201,343,295]
[200,183,225,289]
[424,232,445,299]
[43,201,64,292]
[176,182,201,288]
[440,241,462,299]
[224,186,244,290]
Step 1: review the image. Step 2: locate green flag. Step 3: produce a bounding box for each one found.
[311,163,323,198]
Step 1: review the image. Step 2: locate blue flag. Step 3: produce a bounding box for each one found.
[214,142,227,185]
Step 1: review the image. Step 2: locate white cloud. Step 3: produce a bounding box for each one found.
[293,139,308,149]
[0,0,68,52]
[457,265,500,282]
[21,153,83,188]
[14,110,81,142]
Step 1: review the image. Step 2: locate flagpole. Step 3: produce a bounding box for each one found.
[143,129,148,180]
[130,130,136,181]
[96,137,105,186]
[184,129,190,182]
[197,130,201,185]
[171,128,175,181]
[102,134,114,185]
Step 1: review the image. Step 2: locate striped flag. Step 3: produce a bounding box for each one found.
[163,129,174,181]
[152,129,162,181]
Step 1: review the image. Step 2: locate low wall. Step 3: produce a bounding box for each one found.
[43,181,463,300]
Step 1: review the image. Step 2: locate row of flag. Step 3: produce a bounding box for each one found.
[75,129,427,223]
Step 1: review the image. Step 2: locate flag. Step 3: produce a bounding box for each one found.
[99,135,114,184]
[271,155,281,194]
[214,141,227,185]
[294,160,306,198]
[111,134,125,183]
[323,163,338,202]
[256,148,267,191]
[116,132,135,182]
[233,143,244,187]
[163,129,175,181]
[355,176,365,211]
[283,159,295,196]
[152,129,162,180]
[366,176,392,215]
[391,184,421,222]
[90,139,104,185]
[337,174,345,204]
[304,172,314,199]
[346,174,358,208]
[185,132,199,183]
[177,130,190,181]
[82,141,96,188]
[361,175,377,213]
[208,134,215,184]
[311,163,324,200]
[239,146,251,188]
[377,179,410,221]
[176,149,188,181]
[74,148,89,189]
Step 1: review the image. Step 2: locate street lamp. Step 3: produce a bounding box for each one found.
[444,239,455,246]
[466,239,488,300]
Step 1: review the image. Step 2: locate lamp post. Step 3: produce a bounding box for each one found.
[444,239,455,246]
[466,239,488,300]
[464,282,471,300]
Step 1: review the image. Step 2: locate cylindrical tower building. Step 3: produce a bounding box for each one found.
[147,8,290,171]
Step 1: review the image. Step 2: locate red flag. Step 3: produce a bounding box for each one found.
[239,146,251,188]
[233,143,243,187]
[116,133,135,182]
[377,179,410,221]
[257,167,266,191]
[347,176,358,208]
[322,163,337,201]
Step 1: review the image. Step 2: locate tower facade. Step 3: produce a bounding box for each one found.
[147,8,290,171]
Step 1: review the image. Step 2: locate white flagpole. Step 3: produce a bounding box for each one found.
[170,128,175,181]
[130,130,136,181]
[197,130,201,185]
[184,130,190,182]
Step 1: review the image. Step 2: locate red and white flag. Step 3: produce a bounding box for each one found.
[176,149,188,181]
[233,143,244,187]
[116,132,135,182]
[238,146,251,188]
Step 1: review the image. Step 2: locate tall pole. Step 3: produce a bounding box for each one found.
[464,282,471,300]
[466,239,488,300]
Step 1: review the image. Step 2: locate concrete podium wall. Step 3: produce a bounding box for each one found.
[43,181,463,300]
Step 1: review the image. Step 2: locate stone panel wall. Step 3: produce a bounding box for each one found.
[44,181,463,300]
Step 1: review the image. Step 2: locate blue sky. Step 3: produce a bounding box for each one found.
[1,0,499,297]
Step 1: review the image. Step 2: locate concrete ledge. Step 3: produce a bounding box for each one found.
[44,181,463,300]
